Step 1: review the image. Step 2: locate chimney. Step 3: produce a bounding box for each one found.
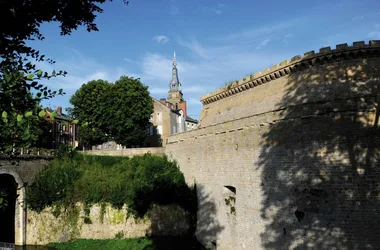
[57,106,62,115]
[160,98,167,105]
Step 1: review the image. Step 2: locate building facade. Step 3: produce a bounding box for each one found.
[39,106,79,149]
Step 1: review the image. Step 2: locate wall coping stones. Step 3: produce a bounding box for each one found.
[200,40,380,105]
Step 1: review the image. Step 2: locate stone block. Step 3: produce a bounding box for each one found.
[370,40,380,46]
[304,51,315,58]
[319,47,331,53]
[353,41,366,47]
[291,55,302,62]
[336,43,348,50]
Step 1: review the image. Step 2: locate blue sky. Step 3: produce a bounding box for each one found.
[31,0,380,119]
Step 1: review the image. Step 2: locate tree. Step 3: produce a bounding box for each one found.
[69,79,111,147]
[104,76,153,147]
[0,0,128,153]
[70,76,153,148]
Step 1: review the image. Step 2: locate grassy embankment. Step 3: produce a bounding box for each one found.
[47,236,204,250]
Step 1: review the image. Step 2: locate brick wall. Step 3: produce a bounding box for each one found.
[166,42,380,249]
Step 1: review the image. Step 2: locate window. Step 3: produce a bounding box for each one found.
[150,126,154,135]
[175,103,178,109]
[146,126,154,135]
[70,125,73,134]
[157,112,162,122]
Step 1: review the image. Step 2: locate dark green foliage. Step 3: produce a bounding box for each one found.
[104,76,154,147]
[70,76,154,148]
[55,144,77,160]
[69,80,112,146]
[27,154,197,218]
[26,159,80,212]
[46,236,205,250]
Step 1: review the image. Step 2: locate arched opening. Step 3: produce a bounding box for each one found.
[0,174,17,243]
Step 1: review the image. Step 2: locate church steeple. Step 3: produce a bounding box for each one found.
[169,52,181,92]
[167,52,186,116]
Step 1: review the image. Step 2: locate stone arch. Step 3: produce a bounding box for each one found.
[0,169,26,246]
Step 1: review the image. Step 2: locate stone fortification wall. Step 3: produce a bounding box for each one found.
[166,41,380,250]
[26,203,190,245]
[81,147,165,157]
[0,156,51,184]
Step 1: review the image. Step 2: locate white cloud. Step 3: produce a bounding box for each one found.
[124,57,134,63]
[283,33,294,43]
[153,35,170,44]
[178,38,211,59]
[256,38,271,50]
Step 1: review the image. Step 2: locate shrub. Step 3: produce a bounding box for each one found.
[27,154,197,218]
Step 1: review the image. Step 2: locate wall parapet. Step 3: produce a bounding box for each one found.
[81,147,165,157]
[200,40,380,105]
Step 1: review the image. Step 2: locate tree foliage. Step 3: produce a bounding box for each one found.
[0,0,128,153]
[70,76,153,147]
[26,154,197,218]
[104,76,153,147]
[69,80,111,146]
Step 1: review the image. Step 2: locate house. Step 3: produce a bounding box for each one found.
[39,106,79,149]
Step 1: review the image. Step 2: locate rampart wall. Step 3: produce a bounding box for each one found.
[166,40,380,250]
[81,147,165,157]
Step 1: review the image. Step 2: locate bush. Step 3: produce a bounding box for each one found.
[27,154,197,218]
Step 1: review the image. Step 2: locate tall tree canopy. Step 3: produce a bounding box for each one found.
[0,0,128,153]
[70,76,153,147]
[69,79,111,147]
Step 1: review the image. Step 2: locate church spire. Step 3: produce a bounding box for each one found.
[169,52,181,92]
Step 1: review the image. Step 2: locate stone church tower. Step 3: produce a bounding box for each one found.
[167,52,187,116]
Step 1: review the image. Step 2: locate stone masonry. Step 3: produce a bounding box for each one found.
[166,40,380,250]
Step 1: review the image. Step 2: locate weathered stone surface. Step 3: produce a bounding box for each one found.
[166,44,380,250]
[26,203,190,245]
[81,147,165,157]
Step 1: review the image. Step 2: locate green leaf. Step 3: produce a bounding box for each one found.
[22,131,30,141]
[72,119,79,124]
[17,114,23,122]
[37,70,43,77]
[52,70,56,76]
[50,111,57,119]
[38,110,46,117]
[4,73,12,82]
[2,111,7,119]
[25,111,33,117]
[27,73,34,80]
